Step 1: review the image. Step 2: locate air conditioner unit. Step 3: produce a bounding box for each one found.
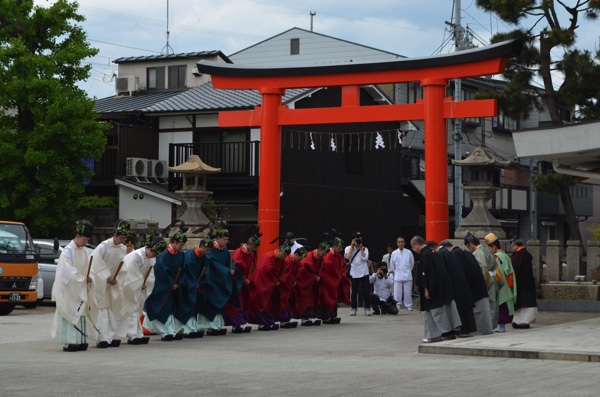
[115,76,139,95]
[126,157,148,177]
[147,160,168,178]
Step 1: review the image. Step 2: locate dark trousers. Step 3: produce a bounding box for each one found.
[351,275,371,309]
[370,294,399,315]
[459,309,477,334]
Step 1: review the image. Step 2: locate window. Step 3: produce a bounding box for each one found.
[38,245,59,263]
[168,65,187,89]
[290,38,300,55]
[147,67,165,90]
[492,109,519,131]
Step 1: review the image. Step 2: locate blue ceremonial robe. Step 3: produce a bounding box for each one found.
[177,248,204,325]
[144,248,184,324]
[197,244,233,321]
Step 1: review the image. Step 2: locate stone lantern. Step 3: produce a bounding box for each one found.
[168,155,220,248]
[453,146,511,239]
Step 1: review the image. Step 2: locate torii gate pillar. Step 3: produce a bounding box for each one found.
[422,79,450,239]
[258,87,284,250]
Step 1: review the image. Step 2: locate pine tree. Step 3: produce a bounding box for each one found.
[476,0,600,245]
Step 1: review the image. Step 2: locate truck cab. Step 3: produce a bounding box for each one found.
[0,221,39,315]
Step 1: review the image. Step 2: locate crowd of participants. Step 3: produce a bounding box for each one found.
[50,219,538,351]
[410,233,538,342]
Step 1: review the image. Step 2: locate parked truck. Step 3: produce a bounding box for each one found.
[0,221,39,315]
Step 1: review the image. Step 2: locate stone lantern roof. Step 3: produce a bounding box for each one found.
[168,154,221,174]
[452,146,511,167]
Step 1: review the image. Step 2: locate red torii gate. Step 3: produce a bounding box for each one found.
[196,39,522,258]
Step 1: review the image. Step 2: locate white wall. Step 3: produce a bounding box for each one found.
[118,185,172,229]
[159,131,193,162]
[117,54,228,90]
[157,114,220,161]
[230,28,403,67]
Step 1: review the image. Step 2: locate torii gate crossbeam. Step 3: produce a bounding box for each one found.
[196,40,522,258]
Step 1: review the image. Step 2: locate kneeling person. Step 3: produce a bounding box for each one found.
[369,263,399,315]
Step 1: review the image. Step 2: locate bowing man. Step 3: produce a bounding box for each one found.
[51,219,100,352]
[178,237,212,339]
[224,233,262,334]
[143,231,187,341]
[247,244,291,331]
[113,236,167,345]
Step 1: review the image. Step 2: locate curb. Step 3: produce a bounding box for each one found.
[418,344,600,362]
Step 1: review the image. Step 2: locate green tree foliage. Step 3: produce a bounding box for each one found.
[476,0,600,123]
[557,48,600,120]
[0,0,108,237]
[588,224,600,241]
[476,0,600,245]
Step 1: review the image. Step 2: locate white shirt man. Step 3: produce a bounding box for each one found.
[369,270,394,301]
[368,264,399,315]
[390,237,414,311]
[344,232,371,316]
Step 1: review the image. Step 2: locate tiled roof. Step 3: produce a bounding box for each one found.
[143,81,311,113]
[94,90,183,113]
[113,50,232,64]
[94,82,313,114]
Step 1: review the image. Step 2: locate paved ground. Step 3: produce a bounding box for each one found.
[1,304,599,397]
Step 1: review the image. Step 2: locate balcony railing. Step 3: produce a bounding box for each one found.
[168,141,260,191]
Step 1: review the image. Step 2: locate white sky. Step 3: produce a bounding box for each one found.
[34,0,600,99]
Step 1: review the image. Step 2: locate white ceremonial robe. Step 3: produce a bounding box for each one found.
[112,248,156,340]
[51,241,105,344]
[87,238,127,343]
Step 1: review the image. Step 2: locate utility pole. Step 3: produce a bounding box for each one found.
[310,11,316,31]
[452,0,474,231]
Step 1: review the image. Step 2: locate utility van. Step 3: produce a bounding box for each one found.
[0,221,39,315]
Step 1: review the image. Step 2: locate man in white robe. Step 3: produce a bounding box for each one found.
[87,219,131,348]
[112,236,167,345]
[390,236,414,311]
[51,220,106,352]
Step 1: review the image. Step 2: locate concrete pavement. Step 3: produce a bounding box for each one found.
[1,305,599,397]
[419,312,600,362]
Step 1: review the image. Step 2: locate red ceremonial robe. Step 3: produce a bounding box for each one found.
[319,250,346,312]
[224,246,256,319]
[325,250,351,306]
[247,251,286,316]
[292,250,322,317]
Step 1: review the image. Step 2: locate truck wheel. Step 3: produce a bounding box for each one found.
[0,304,16,315]
[22,301,39,309]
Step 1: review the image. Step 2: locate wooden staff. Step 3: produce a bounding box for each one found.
[197,266,207,282]
[112,261,124,280]
[276,265,288,286]
[142,266,153,285]
[173,267,183,286]
[86,256,93,279]
[247,256,257,279]
[316,259,326,281]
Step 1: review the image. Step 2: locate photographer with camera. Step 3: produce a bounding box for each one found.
[369,263,398,315]
[345,231,372,316]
